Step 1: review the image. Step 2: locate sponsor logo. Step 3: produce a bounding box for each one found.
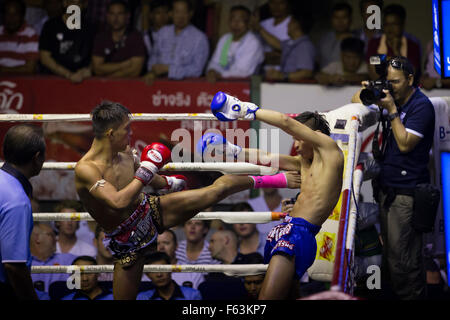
[148,149,162,163]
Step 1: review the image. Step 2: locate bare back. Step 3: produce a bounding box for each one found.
[291,144,344,226]
[75,149,140,233]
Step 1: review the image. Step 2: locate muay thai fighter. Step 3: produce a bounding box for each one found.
[75,101,300,299]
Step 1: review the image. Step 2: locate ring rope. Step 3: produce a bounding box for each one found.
[0,161,279,175]
[0,113,233,122]
[33,211,286,224]
[31,264,268,277]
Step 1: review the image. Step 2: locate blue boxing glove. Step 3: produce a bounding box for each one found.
[197,132,242,158]
[211,91,259,121]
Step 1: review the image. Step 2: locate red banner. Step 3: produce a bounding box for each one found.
[0,76,251,200]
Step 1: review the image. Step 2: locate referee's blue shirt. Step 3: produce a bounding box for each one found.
[0,168,34,284]
[380,88,436,189]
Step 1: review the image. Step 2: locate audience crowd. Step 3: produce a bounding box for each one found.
[1,0,448,89]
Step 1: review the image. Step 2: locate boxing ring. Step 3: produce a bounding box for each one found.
[0,103,375,295]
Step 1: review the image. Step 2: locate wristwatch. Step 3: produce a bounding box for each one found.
[388,112,399,121]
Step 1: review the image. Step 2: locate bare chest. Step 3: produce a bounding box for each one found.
[102,158,135,190]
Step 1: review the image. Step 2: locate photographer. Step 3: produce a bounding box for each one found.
[353,56,436,300]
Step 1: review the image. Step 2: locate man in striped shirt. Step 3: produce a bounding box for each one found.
[0,0,39,74]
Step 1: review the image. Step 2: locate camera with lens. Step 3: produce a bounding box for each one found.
[359,55,393,106]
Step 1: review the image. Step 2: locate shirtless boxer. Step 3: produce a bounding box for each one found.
[75,101,300,300]
[208,92,344,299]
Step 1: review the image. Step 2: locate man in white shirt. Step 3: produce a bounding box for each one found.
[54,201,96,257]
[251,0,291,70]
[206,5,263,82]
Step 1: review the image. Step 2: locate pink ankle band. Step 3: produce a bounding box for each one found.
[250,173,287,189]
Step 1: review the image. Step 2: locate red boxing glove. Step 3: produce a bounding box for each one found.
[141,143,171,169]
[134,143,171,185]
[158,175,188,195]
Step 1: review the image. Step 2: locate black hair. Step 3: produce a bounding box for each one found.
[387,56,416,85]
[332,2,352,16]
[294,112,331,136]
[72,255,97,265]
[230,5,251,17]
[290,11,314,35]
[90,101,131,139]
[171,0,193,11]
[383,4,406,23]
[231,202,254,212]
[340,37,365,56]
[150,0,170,11]
[2,0,26,16]
[359,0,383,13]
[146,251,171,264]
[238,252,264,265]
[3,124,45,165]
[107,0,130,13]
[54,200,84,213]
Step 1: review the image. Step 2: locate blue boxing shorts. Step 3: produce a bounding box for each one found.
[264,215,321,279]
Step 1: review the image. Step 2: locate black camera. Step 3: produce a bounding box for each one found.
[359,55,393,106]
[360,79,393,106]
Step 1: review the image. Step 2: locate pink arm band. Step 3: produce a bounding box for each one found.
[249,173,288,189]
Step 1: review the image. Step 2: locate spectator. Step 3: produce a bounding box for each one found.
[53,200,96,257]
[248,188,282,237]
[137,252,202,300]
[420,40,450,90]
[143,0,209,84]
[30,222,76,293]
[0,0,39,74]
[61,256,113,300]
[138,0,170,33]
[231,203,265,257]
[25,0,63,35]
[317,2,353,69]
[198,230,250,300]
[142,0,170,72]
[352,0,384,54]
[175,220,219,267]
[265,12,315,82]
[206,5,264,83]
[250,0,291,70]
[366,4,422,80]
[39,0,93,83]
[211,0,267,43]
[241,252,265,300]
[156,230,205,289]
[92,225,113,282]
[316,37,368,86]
[92,0,146,78]
[0,125,46,300]
[353,56,435,299]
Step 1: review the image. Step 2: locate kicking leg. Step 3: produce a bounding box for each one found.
[159,174,253,229]
[259,253,296,300]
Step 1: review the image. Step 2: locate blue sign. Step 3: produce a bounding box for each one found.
[443,0,450,77]
[433,0,450,78]
[433,0,442,75]
[442,152,450,286]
